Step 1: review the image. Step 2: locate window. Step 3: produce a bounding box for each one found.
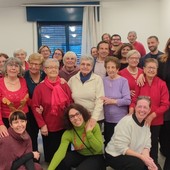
[37,22,82,62]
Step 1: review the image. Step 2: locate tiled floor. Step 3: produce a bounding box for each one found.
[38,135,165,170]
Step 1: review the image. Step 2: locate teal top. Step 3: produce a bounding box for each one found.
[48,122,103,170]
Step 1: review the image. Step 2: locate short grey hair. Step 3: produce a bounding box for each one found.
[126,50,141,59]
[13,49,27,57]
[63,51,77,65]
[2,57,24,77]
[128,31,137,36]
[80,55,94,66]
[43,58,60,68]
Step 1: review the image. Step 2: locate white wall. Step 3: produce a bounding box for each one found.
[0,0,170,57]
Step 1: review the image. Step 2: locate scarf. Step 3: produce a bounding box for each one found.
[80,71,92,84]
[44,76,70,116]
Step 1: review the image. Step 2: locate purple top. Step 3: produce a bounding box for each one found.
[103,76,131,123]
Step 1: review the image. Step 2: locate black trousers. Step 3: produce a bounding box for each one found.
[26,108,39,151]
[42,129,65,163]
[105,152,148,170]
[57,151,106,170]
[150,125,161,164]
[104,121,117,147]
[159,120,170,170]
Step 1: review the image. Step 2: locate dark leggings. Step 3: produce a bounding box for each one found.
[11,152,35,170]
[105,152,148,170]
[57,151,106,170]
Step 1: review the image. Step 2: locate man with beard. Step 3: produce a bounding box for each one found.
[93,41,109,78]
[139,36,163,68]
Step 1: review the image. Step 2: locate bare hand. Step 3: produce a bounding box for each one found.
[40,125,48,136]
[136,73,145,87]
[85,118,96,132]
[130,90,135,97]
[145,112,156,126]
[101,96,117,105]
[32,151,40,160]
[36,105,43,114]
[0,125,9,138]
[60,78,66,84]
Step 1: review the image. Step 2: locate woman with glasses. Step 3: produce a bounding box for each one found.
[38,45,51,60]
[0,57,29,138]
[52,49,64,70]
[48,103,105,170]
[31,58,72,163]
[24,53,46,152]
[119,50,143,97]
[105,96,158,170]
[129,58,169,169]
[68,55,104,128]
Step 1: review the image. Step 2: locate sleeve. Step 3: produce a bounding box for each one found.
[48,131,71,170]
[91,76,104,120]
[31,85,46,128]
[11,152,33,170]
[86,123,103,153]
[116,79,131,106]
[154,81,169,116]
[112,118,132,155]
[0,91,4,125]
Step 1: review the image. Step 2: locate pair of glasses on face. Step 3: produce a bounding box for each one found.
[7,63,19,68]
[69,112,81,120]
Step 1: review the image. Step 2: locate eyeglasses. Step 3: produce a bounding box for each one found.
[112,39,121,41]
[29,62,41,67]
[7,63,19,68]
[80,63,92,67]
[45,66,58,70]
[54,53,62,56]
[145,66,157,70]
[128,57,140,61]
[69,112,81,120]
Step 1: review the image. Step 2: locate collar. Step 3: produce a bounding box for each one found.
[132,113,145,127]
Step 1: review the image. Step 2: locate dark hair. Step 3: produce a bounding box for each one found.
[104,56,121,69]
[111,34,121,41]
[64,103,91,130]
[9,110,27,124]
[0,53,9,59]
[101,33,111,41]
[147,35,159,42]
[52,48,65,58]
[116,43,134,59]
[137,96,151,107]
[38,45,51,54]
[97,41,110,50]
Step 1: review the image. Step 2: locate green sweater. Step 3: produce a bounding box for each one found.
[48,122,103,170]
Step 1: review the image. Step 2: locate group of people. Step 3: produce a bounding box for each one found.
[0,33,170,170]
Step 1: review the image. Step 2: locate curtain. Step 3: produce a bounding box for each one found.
[81,6,101,55]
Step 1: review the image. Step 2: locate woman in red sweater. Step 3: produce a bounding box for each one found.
[31,58,72,163]
[129,58,169,169]
[0,57,29,138]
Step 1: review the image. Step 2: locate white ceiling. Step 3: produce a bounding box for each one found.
[0,0,104,7]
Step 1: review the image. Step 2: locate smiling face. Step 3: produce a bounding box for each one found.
[53,50,63,61]
[69,108,84,127]
[6,62,20,78]
[10,118,27,134]
[98,43,109,60]
[28,59,42,74]
[106,61,119,79]
[0,56,7,71]
[121,46,132,58]
[15,52,26,64]
[147,37,159,53]
[144,61,157,79]
[64,55,77,69]
[127,32,137,44]
[135,98,151,123]
[79,59,93,76]
[127,53,140,67]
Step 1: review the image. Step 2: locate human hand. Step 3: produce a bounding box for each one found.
[145,112,156,126]
[40,125,48,136]
[136,73,145,87]
[32,151,40,160]
[85,118,96,132]
[0,125,9,138]
[101,96,117,105]
[60,78,66,84]
[130,90,135,97]
[36,105,43,114]
[141,155,157,169]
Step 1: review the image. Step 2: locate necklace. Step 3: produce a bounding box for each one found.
[127,66,138,75]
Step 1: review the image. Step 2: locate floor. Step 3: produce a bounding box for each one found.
[38,135,165,170]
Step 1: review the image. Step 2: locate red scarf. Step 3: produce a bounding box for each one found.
[44,76,70,116]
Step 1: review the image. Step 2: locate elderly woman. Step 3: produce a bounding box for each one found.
[106,96,158,170]
[52,49,64,70]
[102,56,131,146]
[13,49,29,70]
[119,50,143,97]
[68,55,104,126]
[0,53,9,77]
[48,103,105,170]
[24,53,46,151]
[0,57,29,137]
[31,58,72,162]
[116,43,134,70]
[59,51,79,81]
[129,58,169,169]
[38,45,51,60]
